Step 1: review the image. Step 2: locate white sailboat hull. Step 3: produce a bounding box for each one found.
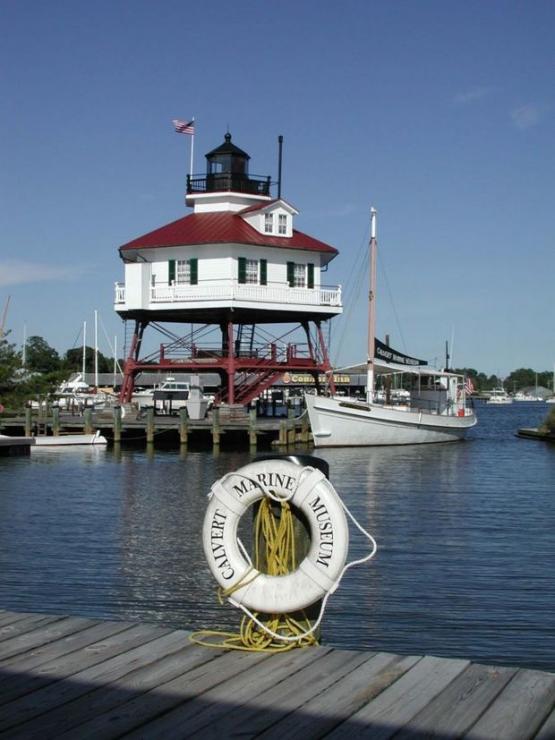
[305,394,476,447]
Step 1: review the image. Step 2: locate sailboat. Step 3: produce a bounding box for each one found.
[305,208,477,447]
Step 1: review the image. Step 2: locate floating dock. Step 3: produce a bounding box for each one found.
[0,436,34,457]
[1,609,555,738]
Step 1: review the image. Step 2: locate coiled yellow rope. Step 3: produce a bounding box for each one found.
[190,498,319,652]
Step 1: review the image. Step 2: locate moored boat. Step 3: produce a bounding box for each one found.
[33,430,108,447]
[305,208,477,447]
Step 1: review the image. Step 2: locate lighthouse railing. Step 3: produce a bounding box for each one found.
[150,281,342,307]
[114,281,342,309]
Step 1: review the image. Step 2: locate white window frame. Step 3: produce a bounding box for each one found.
[264,212,274,233]
[176,259,191,284]
[278,213,287,235]
[245,258,259,284]
[293,263,306,288]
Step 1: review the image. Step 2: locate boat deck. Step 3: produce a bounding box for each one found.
[1,609,555,738]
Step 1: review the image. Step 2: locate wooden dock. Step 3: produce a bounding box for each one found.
[1,610,555,738]
[0,407,310,450]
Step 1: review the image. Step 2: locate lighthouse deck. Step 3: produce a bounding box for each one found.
[1,608,554,739]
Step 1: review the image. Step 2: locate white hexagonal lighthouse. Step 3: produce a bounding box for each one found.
[115,132,342,405]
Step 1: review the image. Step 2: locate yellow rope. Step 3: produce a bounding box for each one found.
[190,498,319,652]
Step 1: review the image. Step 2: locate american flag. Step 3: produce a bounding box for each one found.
[172,119,195,135]
[464,377,475,394]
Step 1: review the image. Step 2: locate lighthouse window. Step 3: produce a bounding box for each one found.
[286,262,306,288]
[264,213,274,233]
[245,259,259,284]
[278,214,287,234]
[176,260,190,284]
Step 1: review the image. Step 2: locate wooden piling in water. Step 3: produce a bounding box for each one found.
[179,408,188,448]
[211,408,220,449]
[52,407,60,436]
[113,407,122,443]
[249,408,257,449]
[25,407,32,438]
[146,408,154,443]
[83,408,94,434]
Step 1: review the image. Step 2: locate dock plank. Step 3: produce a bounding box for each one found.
[393,662,517,739]
[184,647,379,739]
[465,668,555,740]
[327,654,470,739]
[0,610,554,740]
[0,624,179,733]
[55,649,272,740]
[0,621,135,705]
[123,645,338,739]
[13,643,225,739]
[0,616,95,662]
[257,652,422,740]
[0,614,64,644]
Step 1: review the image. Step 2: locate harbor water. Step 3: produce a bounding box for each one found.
[1,401,554,671]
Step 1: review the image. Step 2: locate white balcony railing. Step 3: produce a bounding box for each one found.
[114,281,342,309]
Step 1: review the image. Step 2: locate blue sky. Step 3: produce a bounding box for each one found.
[1,0,554,377]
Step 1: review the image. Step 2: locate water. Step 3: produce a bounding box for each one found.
[1,402,554,670]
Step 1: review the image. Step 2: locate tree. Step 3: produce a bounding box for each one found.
[63,346,112,374]
[0,333,21,395]
[25,336,61,374]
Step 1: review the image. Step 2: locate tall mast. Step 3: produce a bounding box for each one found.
[367,207,377,403]
[82,321,87,378]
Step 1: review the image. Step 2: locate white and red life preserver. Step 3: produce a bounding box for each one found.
[202,459,349,614]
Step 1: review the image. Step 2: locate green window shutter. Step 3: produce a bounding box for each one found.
[287,261,295,287]
[238,257,246,284]
[189,258,198,285]
[307,263,314,289]
[260,258,267,285]
[168,259,176,284]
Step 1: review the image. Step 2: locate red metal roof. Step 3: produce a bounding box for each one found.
[119,212,338,257]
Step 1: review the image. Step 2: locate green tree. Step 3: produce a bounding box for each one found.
[63,346,112,374]
[26,336,61,373]
[0,333,21,398]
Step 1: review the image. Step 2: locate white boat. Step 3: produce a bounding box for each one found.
[133,375,212,418]
[305,208,477,447]
[33,430,108,447]
[486,388,513,405]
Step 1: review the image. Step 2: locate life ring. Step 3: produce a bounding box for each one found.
[202,459,349,614]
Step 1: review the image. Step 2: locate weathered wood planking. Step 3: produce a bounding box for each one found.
[0,610,554,739]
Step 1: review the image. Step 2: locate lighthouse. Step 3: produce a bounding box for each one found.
[114,132,342,405]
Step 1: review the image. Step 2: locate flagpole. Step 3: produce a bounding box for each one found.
[189,118,195,177]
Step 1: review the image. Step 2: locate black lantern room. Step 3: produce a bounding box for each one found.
[187,133,271,197]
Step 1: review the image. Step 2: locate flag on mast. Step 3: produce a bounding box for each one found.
[172,119,195,135]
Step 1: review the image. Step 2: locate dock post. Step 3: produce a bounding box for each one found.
[25,407,32,437]
[212,407,220,450]
[113,406,122,443]
[52,406,60,436]
[83,408,94,434]
[300,412,310,444]
[249,407,257,449]
[278,419,287,447]
[146,408,155,444]
[179,407,188,448]
[287,407,296,446]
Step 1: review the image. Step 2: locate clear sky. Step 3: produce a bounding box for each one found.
[1,0,554,377]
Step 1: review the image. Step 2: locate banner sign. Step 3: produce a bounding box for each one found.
[374,339,427,367]
[281,373,351,385]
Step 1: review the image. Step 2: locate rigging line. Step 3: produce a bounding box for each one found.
[377,247,407,353]
[98,314,124,374]
[332,245,369,365]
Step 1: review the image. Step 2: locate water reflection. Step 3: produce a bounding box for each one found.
[0,402,554,669]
